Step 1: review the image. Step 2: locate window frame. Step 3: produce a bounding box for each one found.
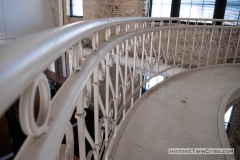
[149,0,230,25]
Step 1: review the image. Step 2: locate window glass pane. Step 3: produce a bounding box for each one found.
[151,3,161,17]
[224,0,240,20]
[179,0,215,19]
[180,3,191,17]
[72,0,82,5]
[151,0,172,17]
[72,0,83,16]
[145,75,164,90]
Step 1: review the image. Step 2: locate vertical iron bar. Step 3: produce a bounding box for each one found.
[225,28,232,64]
[93,68,99,153]
[198,28,205,67]
[234,29,240,63]
[207,28,214,66]
[215,28,223,65]
[189,28,196,69]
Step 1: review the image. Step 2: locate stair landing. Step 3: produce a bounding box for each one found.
[113,65,240,160]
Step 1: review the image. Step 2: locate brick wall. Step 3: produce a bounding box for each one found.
[53,0,149,50]
[54,0,149,26]
[53,0,149,83]
[83,0,149,20]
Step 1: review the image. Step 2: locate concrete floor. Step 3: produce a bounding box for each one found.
[113,64,240,160]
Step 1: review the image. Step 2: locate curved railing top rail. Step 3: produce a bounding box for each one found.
[1,17,240,115]
[0,17,240,160]
[12,24,240,160]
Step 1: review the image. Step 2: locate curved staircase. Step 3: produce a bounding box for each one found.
[113,64,240,160]
[0,17,240,160]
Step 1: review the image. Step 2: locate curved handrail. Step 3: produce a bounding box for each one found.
[218,83,240,160]
[0,17,240,160]
[1,17,240,115]
[17,26,240,159]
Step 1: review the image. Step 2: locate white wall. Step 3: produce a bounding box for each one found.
[0,0,54,44]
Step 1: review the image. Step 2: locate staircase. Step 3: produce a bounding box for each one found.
[0,17,240,160]
[113,64,240,160]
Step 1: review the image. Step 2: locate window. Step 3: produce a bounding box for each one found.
[143,75,164,91]
[151,0,172,17]
[179,0,216,18]
[150,0,240,25]
[224,0,240,20]
[224,104,236,132]
[70,0,83,17]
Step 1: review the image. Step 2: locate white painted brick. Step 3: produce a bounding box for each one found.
[3,0,20,5]
[2,4,21,13]
[0,39,7,45]
[0,20,5,29]
[3,10,21,21]
[6,28,22,38]
[0,29,6,39]
[18,4,33,13]
[0,6,4,21]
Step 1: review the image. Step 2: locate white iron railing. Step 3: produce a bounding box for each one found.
[0,17,240,160]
